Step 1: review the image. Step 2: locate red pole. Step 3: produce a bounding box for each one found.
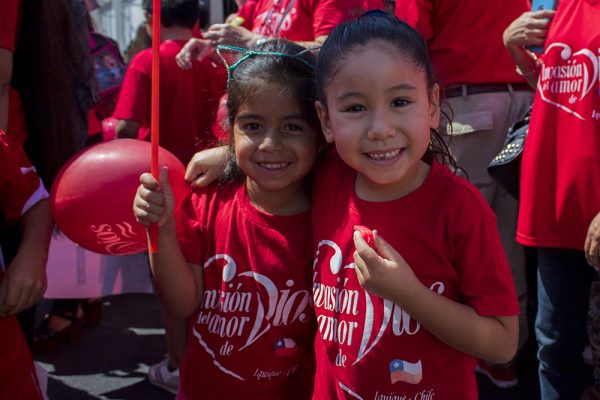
[149,0,160,253]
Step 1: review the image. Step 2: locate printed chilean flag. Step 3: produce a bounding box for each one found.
[389,359,423,385]
[274,338,297,357]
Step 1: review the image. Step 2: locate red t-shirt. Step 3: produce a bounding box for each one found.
[237,0,259,29]
[249,0,382,41]
[0,130,45,400]
[176,181,316,399]
[0,0,28,145]
[517,0,600,249]
[311,154,519,400]
[396,0,530,85]
[112,40,227,164]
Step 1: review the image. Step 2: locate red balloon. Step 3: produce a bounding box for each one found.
[51,139,190,255]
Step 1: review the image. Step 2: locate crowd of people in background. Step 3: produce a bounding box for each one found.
[1,0,599,399]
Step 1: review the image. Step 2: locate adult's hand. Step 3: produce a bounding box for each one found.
[503,9,556,49]
[203,23,261,49]
[585,211,600,269]
[176,38,212,70]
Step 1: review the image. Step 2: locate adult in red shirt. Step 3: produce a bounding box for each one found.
[0,130,52,399]
[176,0,383,69]
[504,1,600,398]
[113,0,227,165]
[396,0,533,387]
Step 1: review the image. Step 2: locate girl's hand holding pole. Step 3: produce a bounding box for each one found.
[134,167,175,232]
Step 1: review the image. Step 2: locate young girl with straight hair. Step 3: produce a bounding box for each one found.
[311,12,520,399]
[133,39,321,400]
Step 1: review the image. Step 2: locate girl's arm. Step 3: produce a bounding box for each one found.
[134,167,203,318]
[353,231,519,364]
[503,9,556,89]
[0,199,51,317]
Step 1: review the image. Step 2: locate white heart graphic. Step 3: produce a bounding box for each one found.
[537,43,599,120]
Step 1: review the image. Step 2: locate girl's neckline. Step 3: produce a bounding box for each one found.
[238,184,310,228]
[352,160,436,204]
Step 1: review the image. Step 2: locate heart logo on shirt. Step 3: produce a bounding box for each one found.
[537,43,599,120]
[193,254,311,380]
[313,240,394,365]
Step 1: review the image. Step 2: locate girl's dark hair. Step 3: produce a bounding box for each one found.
[316,12,460,173]
[13,0,95,188]
[222,39,321,181]
[143,0,200,29]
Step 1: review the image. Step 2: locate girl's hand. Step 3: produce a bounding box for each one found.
[585,211,600,270]
[353,229,422,303]
[133,167,175,230]
[185,146,230,189]
[175,38,211,70]
[503,9,556,49]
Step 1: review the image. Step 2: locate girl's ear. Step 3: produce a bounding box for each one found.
[315,101,335,143]
[429,83,441,129]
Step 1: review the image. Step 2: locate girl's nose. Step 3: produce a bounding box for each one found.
[367,110,396,140]
[258,131,284,152]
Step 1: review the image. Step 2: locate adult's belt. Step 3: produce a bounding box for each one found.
[445,83,533,98]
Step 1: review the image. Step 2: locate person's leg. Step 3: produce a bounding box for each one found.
[536,247,594,399]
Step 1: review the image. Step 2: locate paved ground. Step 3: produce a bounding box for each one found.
[33,293,542,400]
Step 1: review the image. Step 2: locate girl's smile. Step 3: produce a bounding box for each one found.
[316,40,440,202]
[233,85,319,214]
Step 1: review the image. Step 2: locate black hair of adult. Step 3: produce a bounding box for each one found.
[315,13,434,105]
[143,0,200,29]
[222,39,321,182]
[13,0,95,188]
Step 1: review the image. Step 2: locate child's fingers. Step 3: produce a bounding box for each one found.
[353,250,370,283]
[372,230,404,263]
[140,172,159,190]
[158,167,173,197]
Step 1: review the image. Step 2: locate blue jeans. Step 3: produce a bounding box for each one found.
[536,247,594,399]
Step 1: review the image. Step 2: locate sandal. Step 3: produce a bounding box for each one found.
[32,309,83,353]
[82,298,103,328]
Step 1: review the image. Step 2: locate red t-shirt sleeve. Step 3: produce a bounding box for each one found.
[112,51,151,124]
[0,0,20,52]
[0,131,48,225]
[309,0,366,38]
[450,186,520,317]
[176,190,211,265]
[395,0,434,41]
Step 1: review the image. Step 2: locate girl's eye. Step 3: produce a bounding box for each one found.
[344,104,366,113]
[392,98,410,108]
[243,122,261,131]
[283,123,304,133]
